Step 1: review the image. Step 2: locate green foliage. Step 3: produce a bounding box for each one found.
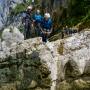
[19,24,24,33]
[61,0,90,27]
[68,0,90,17]
[10,0,32,15]
[10,3,26,15]
[49,33,61,41]
[63,17,84,27]
[78,11,90,29]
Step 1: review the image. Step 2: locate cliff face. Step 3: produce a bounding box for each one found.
[0,27,90,90]
[0,0,24,30]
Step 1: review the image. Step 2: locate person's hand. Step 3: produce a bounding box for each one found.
[33,20,35,22]
[31,23,34,27]
[42,30,45,34]
[42,30,46,34]
[44,31,47,34]
[46,32,51,35]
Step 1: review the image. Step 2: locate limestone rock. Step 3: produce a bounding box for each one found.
[0,83,16,90]
[0,0,24,30]
[2,26,24,47]
[57,80,71,90]
[28,80,37,89]
[0,30,90,90]
[35,87,43,90]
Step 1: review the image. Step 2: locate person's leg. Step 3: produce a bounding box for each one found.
[35,26,38,37]
[67,29,69,35]
[68,29,72,35]
[70,29,72,35]
[24,25,27,40]
[66,29,69,35]
[61,31,64,39]
[45,34,48,42]
[41,33,47,43]
[35,25,40,37]
[37,28,40,36]
[26,25,31,39]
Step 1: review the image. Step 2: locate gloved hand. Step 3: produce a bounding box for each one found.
[31,23,34,27]
[42,30,46,34]
[23,23,25,25]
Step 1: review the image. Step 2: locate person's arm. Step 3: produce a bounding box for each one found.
[31,14,35,28]
[47,20,53,34]
[22,17,25,25]
[22,12,26,25]
[39,27,45,33]
[46,28,52,35]
[39,26,47,34]
[32,19,35,27]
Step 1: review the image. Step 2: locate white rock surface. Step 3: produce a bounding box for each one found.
[2,26,24,47]
[38,30,90,90]
[0,30,90,90]
[0,27,24,59]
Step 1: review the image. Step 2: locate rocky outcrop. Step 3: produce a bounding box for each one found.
[2,26,24,47]
[0,0,24,30]
[0,27,24,59]
[0,30,90,90]
[0,37,52,90]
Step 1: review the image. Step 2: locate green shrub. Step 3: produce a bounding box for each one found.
[10,0,32,15]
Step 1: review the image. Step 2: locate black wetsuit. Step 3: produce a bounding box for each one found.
[22,11,32,39]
